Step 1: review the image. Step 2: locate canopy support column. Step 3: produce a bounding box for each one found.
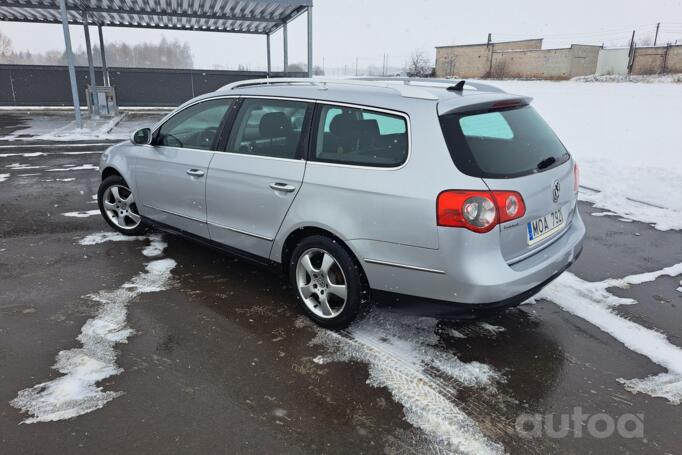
[283,21,288,73]
[83,11,99,117]
[58,0,81,128]
[307,6,313,77]
[266,33,271,76]
[98,24,109,86]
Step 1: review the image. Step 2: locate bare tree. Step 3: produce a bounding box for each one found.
[0,31,12,58]
[636,36,655,47]
[286,63,306,73]
[405,50,433,77]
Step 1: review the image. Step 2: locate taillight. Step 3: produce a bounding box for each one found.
[437,190,525,233]
[573,162,580,193]
[492,191,526,223]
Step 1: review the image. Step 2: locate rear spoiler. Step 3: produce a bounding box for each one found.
[438,94,533,116]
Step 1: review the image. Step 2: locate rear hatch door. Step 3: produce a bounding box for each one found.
[439,100,576,263]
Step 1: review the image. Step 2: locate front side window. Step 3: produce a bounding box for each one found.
[314,105,408,167]
[440,104,570,178]
[225,98,310,159]
[155,98,233,150]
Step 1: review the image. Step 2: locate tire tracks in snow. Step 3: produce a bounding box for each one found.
[310,312,552,455]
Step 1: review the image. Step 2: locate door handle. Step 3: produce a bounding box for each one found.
[269,182,296,193]
[186,169,205,177]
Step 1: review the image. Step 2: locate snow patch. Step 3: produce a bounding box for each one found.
[572,74,682,84]
[532,263,682,404]
[618,373,682,405]
[477,322,506,334]
[46,164,98,172]
[0,173,10,182]
[580,189,682,231]
[78,231,148,246]
[10,234,174,423]
[0,151,45,157]
[5,162,45,170]
[62,210,100,218]
[312,311,504,454]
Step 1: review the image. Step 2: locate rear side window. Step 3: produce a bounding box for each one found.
[155,98,233,150]
[440,105,569,178]
[226,98,310,159]
[314,105,408,167]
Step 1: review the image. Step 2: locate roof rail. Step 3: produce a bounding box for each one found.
[351,77,506,93]
[219,78,439,100]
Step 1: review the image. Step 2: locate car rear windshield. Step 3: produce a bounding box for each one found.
[439,104,570,178]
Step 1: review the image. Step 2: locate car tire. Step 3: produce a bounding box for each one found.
[289,235,369,329]
[97,175,147,236]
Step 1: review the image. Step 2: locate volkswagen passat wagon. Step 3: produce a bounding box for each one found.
[98,78,585,328]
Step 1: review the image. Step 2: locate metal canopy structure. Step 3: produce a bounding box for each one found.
[0,0,313,126]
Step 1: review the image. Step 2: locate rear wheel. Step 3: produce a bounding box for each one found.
[97,175,146,235]
[289,235,368,328]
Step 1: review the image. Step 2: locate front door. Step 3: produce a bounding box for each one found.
[134,98,234,238]
[206,98,312,258]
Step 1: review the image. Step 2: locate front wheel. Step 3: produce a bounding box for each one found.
[289,235,369,328]
[97,175,146,235]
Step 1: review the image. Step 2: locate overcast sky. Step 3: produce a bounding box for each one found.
[2,0,682,71]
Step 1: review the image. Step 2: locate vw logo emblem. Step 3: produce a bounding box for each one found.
[552,180,561,203]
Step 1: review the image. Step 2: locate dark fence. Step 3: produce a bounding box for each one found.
[0,64,305,107]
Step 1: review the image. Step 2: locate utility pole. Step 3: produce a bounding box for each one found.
[487,33,492,47]
[627,30,636,74]
[654,22,660,46]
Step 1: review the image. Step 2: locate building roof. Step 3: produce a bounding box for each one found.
[0,0,311,34]
[435,38,543,49]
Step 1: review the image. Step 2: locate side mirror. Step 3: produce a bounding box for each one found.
[131,128,152,145]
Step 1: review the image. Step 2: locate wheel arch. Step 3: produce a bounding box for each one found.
[101,166,123,181]
[277,225,367,280]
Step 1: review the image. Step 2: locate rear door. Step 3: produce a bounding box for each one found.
[134,98,234,238]
[439,103,577,263]
[206,97,312,258]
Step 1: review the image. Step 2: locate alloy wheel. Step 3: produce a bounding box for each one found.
[102,184,141,230]
[295,248,348,319]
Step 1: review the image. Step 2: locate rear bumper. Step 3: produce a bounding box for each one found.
[354,209,586,306]
[373,246,581,319]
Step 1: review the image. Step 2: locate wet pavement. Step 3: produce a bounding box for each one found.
[1,112,681,454]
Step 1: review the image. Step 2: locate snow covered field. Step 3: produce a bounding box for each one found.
[491,80,682,230]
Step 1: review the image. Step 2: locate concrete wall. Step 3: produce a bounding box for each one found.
[596,48,629,75]
[489,45,601,80]
[435,39,542,78]
[0,64,305,106]
[631,45,682,75]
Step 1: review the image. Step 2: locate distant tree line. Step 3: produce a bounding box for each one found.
[0,32,194,69]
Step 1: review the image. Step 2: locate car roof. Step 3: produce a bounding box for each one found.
[198,78,529,115]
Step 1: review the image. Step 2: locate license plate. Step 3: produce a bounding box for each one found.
[527,209,564,245]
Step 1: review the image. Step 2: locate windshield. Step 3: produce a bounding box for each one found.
[439,104,570,178]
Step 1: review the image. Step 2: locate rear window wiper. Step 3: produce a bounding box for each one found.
[536,156,556,170]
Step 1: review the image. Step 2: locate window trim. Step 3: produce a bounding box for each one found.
[222,96,314,161]
[147,95,412,169]
[151,96,238,152]
[308,101,411,171]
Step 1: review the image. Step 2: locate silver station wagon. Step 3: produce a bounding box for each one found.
[98,77,585,327]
